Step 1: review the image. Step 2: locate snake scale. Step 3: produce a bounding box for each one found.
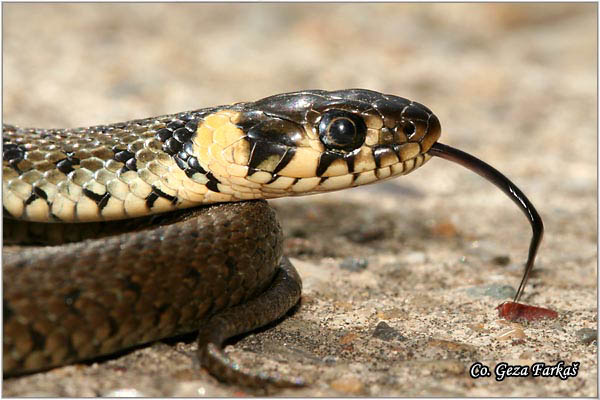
[3,89,543,387]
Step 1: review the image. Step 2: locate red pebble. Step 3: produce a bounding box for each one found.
[497,301,558,321]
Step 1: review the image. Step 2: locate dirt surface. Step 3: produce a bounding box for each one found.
[2,3,596,397]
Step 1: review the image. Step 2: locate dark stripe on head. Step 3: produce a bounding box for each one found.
[316,152,341,177]
[344,152,356,173]
[273,147,296,175]
[373,146,396,169]
[248,141,289,171]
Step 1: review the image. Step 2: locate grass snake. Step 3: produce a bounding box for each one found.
[2,89,543,387]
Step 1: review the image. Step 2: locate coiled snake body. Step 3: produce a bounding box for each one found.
[3,89,543,386]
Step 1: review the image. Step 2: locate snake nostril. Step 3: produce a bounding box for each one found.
[402,121,416,139]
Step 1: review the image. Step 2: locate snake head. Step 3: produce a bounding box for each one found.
[190,89,441,199]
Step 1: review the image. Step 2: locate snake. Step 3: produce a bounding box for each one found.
[2,89,544,387]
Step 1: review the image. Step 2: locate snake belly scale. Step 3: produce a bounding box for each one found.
[3,89,543,387]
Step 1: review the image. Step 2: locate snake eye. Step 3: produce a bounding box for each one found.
[318,110,366,152]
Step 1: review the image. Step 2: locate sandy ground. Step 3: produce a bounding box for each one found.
[2,3,596,397]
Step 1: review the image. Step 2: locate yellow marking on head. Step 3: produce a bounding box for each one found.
[321,158,349,177]
[231,139,251,166]
[254,154,282,173]
[204,112,235,130]
[226,163,249,178]
[214,123,245,148]
[207,158,228,177]
[276,147,320,178]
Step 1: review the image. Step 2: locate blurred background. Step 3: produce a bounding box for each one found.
[3,3,596,397]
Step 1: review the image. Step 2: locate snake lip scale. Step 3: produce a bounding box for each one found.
[3,89,543,387]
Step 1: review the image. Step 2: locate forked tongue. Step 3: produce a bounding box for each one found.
[428,142,544,304]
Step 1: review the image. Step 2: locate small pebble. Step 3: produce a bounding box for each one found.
[575,328,597,344]
[340,257,368,271]
[372,321,407,341]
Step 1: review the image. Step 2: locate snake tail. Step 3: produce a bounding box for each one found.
[197,258,304,388]
[428,142,544,303]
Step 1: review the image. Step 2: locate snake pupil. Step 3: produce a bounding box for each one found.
[318,109,366,152]
[329,118,355,145]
